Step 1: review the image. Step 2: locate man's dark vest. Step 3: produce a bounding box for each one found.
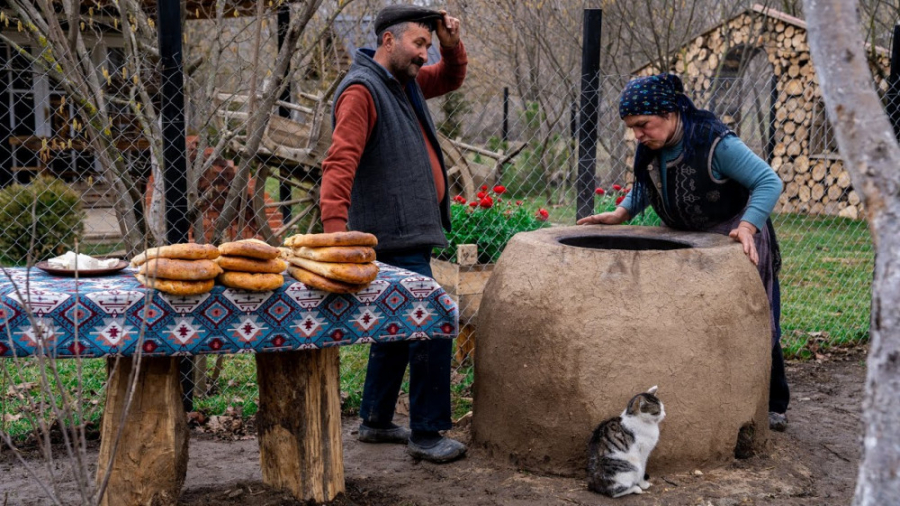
[332,49,451,253]
[633,112,749,231]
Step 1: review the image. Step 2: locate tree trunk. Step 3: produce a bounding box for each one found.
[96,357,188,506]
[255,348,345,503]
[804,1,900,504]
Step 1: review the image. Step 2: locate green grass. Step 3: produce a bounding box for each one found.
[772,213,873,357]
[0,344,473,440]
[1,357,107,438]
[192,355,259,417]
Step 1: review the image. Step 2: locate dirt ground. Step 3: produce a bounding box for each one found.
[1,345,867,506]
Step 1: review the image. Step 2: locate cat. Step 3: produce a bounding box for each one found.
[587,385,665,498]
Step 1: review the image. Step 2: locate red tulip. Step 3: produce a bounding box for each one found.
[469,201,478,207]
[493,185,506,194]
[481,185,488,191]
[477,191,486,199]
[613,184,623,191]
[515,200,523,206]
[595,188,605,195]
[479,196,494,208]
[615,195,625,205]
[536,208,549,221]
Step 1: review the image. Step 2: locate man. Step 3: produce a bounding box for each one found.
[319,4,467,463]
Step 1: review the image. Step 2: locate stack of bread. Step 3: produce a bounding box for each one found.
[215,239,286,292]
[282,231,379,294]
[131,243,222,296]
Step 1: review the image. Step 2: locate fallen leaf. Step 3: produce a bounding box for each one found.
[6,382,39,398]
[395,393,410,416]
[454,411,473,429]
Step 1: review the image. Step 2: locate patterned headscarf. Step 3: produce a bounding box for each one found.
[618,73,694,118]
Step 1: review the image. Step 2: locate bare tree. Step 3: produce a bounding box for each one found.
[1,0,358,254]
[803,1,900,505]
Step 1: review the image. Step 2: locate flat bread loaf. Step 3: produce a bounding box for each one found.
[217,272,284,292]
[218,240,280,260]
[294,246,376,264]
[216,256,287,274]
[131,243,220,267]
[284,256,379,285]
[139,258,223,281]
[284,231,378,248]
[134,274,215,296]
[288,266,368,294]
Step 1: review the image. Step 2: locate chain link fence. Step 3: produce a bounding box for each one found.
[0,8,877,437]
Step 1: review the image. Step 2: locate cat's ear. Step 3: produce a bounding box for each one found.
[626,396,642,415]
[647,385,658,395]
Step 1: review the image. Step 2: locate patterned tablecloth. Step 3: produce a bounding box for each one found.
[0,262,458,358]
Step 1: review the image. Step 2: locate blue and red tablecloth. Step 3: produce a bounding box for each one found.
[0,262,458,358]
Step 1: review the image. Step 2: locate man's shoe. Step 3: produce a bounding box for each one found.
[769,412,788,432]
[407,437,467,463]
[358,424,411,444]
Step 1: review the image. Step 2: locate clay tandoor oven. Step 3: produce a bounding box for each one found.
[472,226,771,476]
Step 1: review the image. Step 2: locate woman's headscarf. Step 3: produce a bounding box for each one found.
[618,73,696,119]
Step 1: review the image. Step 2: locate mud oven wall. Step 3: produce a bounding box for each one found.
[472,226,772,476]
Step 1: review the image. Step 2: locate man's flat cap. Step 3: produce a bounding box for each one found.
[374,5,442,34]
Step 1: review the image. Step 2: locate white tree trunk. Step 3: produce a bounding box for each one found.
[148,144,167,244]
[803,2,900,505]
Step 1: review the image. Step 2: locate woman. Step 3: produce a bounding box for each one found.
[577,73,790,431]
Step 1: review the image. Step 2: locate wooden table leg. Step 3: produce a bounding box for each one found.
[256,348,345,502]
[96,356,189,506]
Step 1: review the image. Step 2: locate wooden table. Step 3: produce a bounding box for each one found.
[0,264,458,504]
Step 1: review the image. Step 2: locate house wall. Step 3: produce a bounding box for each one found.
[0,32,126,185]
[632,10,891,220]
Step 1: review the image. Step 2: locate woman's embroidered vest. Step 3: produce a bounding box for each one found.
[635,114,749,231]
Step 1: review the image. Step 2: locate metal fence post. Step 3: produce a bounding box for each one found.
[278,6,293,225]
[766,74,778,162]
[577,9,602,221]
[502,87,509,145]
[158,0,193,411]
[158,0,189,245]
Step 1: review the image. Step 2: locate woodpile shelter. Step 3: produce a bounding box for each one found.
[630,4,890,220]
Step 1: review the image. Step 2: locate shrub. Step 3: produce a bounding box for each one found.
[0,176,86,264]
[433,185,551,264]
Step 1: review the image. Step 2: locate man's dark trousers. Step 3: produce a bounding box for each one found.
[359,248,452,432]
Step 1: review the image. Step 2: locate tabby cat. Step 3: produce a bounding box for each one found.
[587,385,665,498]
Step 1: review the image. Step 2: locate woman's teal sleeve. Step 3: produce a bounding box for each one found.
[712,136,783,231]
